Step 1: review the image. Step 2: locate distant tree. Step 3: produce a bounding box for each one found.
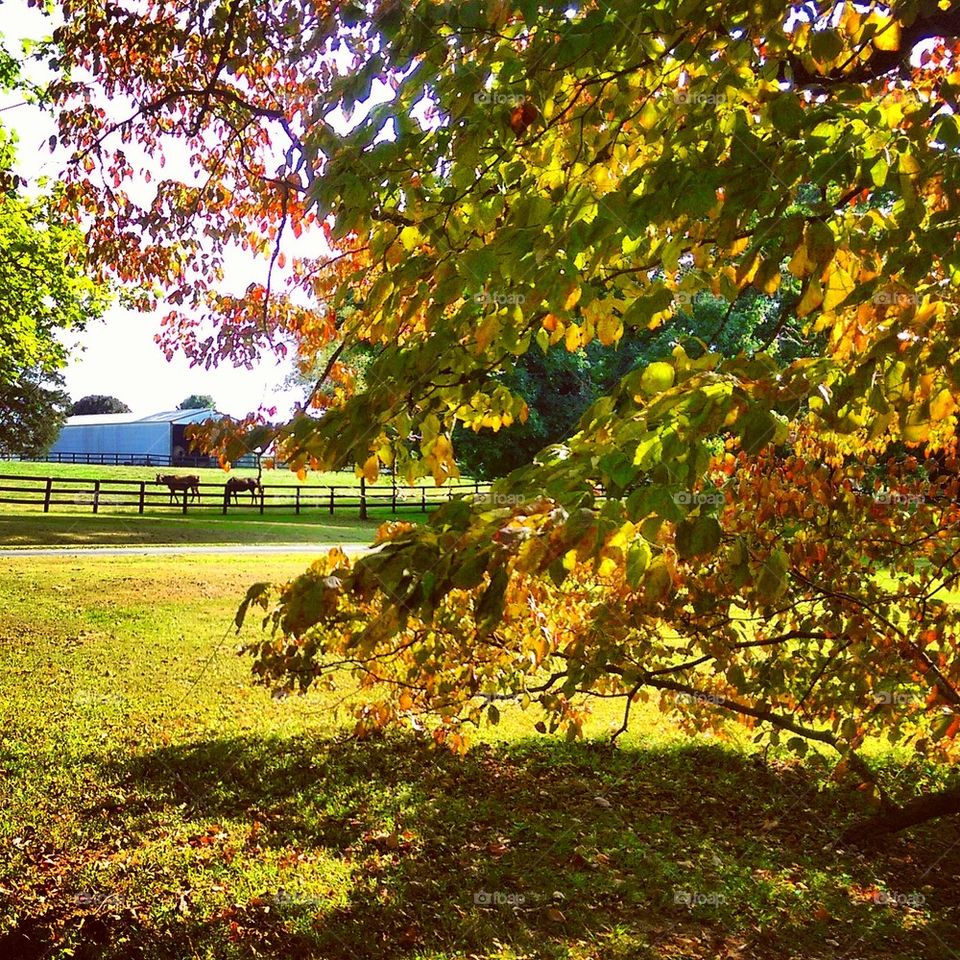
[70,395,130,415]
[177,394,216,410]
[0,37,108,455]
[456,289,818,479]
[0,373,70,457]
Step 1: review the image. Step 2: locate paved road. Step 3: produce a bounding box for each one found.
[0,543,374,558]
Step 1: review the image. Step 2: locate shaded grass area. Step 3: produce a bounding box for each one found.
[0,509,403,547]
[1,556,958,959]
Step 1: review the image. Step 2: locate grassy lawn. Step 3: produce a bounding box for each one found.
[1,555,958,959]
[0,509,405,547]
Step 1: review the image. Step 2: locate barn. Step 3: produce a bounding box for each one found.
[48,408,220,466]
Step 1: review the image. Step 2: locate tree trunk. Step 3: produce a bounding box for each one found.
[842,784,960,845]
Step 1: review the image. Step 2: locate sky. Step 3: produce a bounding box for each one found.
[3,2,304,418]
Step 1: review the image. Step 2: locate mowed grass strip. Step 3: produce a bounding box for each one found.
[0,556,957,959]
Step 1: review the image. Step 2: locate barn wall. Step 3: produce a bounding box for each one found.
[49,422,171,458]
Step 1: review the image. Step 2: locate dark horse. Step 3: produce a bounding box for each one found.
[155,474,200,503]
[224,476,263,505]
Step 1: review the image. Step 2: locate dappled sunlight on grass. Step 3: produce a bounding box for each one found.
[1,556,958,959]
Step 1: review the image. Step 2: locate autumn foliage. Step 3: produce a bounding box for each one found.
[46,0,960,835]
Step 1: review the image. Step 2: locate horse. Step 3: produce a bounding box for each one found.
[155,474,200,503]
[224,476,263,505]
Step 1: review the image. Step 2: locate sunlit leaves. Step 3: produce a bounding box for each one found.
[49,0,960,765]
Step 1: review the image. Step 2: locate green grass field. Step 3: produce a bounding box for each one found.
[1,555,957,959]
[0,510,400,547]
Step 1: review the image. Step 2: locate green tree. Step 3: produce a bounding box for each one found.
[177,394,216,411]
[70,395,130,416]
[57,0,960,840]
[457,288,818,478]
[0,41,108,454]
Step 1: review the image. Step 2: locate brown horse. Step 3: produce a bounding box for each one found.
[155,474,200,503]
[224,476,263,505]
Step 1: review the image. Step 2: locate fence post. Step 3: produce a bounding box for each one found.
[92,480,100,514]
[43,478,52,513]
[182,489,188,515]
[259,484,265,515]
[329,486,334,515]
[222,485,229,515]
[421,486,426,513]
[138,482,145,515]
[295,487,301,515]
[359,476,368,520]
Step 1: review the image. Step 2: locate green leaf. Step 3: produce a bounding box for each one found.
[756,548,790,601]
[675,516,722,559]
[626,540,652,587]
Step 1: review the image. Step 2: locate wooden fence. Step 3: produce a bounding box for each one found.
[0,452,256,468]
[0,474,491,519]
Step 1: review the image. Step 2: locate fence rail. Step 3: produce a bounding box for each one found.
[0,473,491,519]
[0,452,256,468]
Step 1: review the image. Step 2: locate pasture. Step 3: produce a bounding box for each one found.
[0,461,482,546]
[1,554,957,959]
[0,460,450,488]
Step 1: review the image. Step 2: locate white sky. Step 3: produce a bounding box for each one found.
[3,1,304,418]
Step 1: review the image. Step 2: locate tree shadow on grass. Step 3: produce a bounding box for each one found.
[5,735,960,959]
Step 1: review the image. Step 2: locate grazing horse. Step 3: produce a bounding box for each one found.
[155,474,200,503]
[224,476,263,505]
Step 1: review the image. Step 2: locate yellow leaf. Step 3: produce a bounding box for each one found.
[788,243,810,278]
[597,311,623,346]
[871,15,901,52]
[638,100,657,131]
[823,263,856,312]
[563,284,582,310]
[362,455,380,482]
[565,323,583,352]
[398,225,420,251]
[930,389,957,422]
[797,277,823,317]
[476,314,500,352]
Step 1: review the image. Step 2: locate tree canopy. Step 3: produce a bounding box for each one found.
[51,0,960,838]
[456,288,817,478]
[177,393,215,410]
[0,39,108,454]
[70,394,130,415]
